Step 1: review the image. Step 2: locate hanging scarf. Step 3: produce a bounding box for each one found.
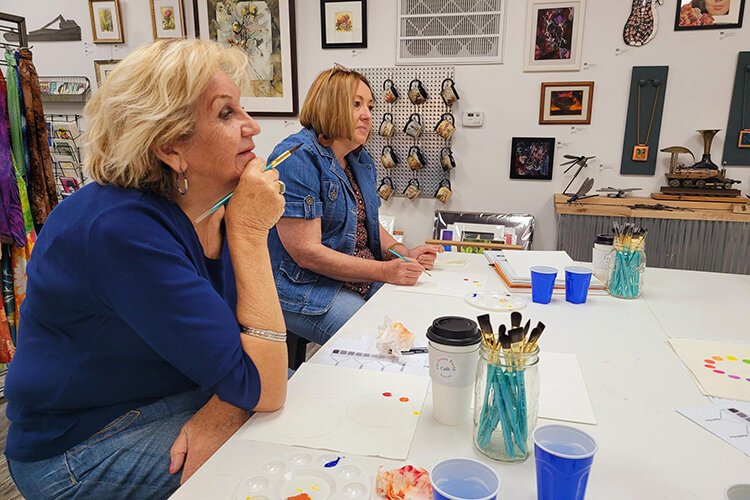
[0,72,26,247]
[2,244,16,346]
[4,50,26,177]
[18,49,58,225]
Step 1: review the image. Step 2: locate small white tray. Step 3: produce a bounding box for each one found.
[236,451,371,500]
[464,291,527,312]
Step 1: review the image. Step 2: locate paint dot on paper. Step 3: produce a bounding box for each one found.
[399,397,410,402]
[713,370,725,374]
[729,375,741,380]
[413,411,420,415]
[726,356,738,361]
[311,484,321,490]
[382,392,392,397]
[463,278,469,281]
[704,359,715,364]
[323,457,342,468]
[712,356,723,361]
[743,359,750,364]
[704,364,716,369]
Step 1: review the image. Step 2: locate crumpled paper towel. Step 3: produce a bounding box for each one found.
[375,317,415,363]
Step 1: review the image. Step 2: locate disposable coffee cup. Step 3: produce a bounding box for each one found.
[726,484,750,500]
[431,457,501,500]
[533,424,598,500]
[427,316,481,425]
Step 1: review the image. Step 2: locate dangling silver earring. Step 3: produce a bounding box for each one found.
[176,167,188,196]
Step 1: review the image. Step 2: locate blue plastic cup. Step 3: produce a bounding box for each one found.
[565,266,593,304]
[530,266,557,304]
[431,457,501,500]
[533,424,598,500]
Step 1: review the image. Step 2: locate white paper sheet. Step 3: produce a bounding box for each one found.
[538,352,597,425]
[667,338,750,402]
[677,401,750,456]
[502,249,575,275]
[393,270,488,298]
[239,363,430,460]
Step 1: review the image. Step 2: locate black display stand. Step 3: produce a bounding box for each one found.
[722,52,750,167]
[620,66,669,175]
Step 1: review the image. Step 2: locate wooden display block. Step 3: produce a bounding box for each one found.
[652,193,749,203]
[659,187,741,198]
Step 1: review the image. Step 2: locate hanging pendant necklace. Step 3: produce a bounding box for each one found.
[739,66,750,149]
[632,79,660,162]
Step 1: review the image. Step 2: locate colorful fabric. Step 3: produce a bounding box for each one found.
[2,245,16,345]
[18,49,58,225]
[341,164,374,297]
[0,71,26,247]
[4,50,26,177]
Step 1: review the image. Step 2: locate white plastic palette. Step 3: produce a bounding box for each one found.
[236,451,371,500]
[464,291,527,312]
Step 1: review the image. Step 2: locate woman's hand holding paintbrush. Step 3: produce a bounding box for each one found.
[195,144,300,223]
[383,249,429,285]
[223,156,286,235]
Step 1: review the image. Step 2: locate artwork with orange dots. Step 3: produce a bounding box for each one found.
[393,270,488,298]
[239,363,429,460]
[668,338,750,402]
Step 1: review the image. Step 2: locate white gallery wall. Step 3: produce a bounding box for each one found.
[7,1,750,250]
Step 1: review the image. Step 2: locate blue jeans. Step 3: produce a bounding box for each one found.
[7,388,210,500]
[284,284,381,345]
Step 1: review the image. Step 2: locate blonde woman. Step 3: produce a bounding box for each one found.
[4,40,288,498]
[268,65,442,346]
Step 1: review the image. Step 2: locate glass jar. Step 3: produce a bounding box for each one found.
[607,245,646,299]
[473,344,540,462]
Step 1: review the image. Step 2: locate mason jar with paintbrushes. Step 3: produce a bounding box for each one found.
[607,222,647,299]
[473,313,543,462]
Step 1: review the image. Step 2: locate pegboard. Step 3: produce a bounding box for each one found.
[355,65,456,200]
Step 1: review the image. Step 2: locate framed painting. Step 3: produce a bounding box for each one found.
[94,59,121,86]
[510,137,555,180]
[195,0,299,117]
[675,0,745,30]
[151,0,187,39]
[524,0,586,72]
[539,81,594,124]
[320,0,367,49]
[89,0,124,43]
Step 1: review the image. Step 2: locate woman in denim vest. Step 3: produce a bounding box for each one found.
[268,65,442,345]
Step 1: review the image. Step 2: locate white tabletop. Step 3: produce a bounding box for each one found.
[172,254,748,500]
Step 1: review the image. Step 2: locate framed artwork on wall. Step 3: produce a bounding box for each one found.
[675,0,745,30]
[89,0,124,43]
[194,0,299,117]
[510,137,556,180]
[539,81,594,124]
[320,0,367,49]
[94,59,121,86]
[150,0,187,39]
[524,0,586,72]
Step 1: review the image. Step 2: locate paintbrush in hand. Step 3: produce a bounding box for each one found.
[194,144,301,223]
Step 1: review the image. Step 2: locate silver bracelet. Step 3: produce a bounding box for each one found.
[239,324,287,342]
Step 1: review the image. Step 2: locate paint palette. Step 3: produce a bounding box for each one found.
[464,291,527,312]
[236,452,371,500]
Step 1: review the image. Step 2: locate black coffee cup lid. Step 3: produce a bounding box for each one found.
[595,233,614,245]
[426,316,481,347]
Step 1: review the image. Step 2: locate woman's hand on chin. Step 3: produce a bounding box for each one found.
[224,156,285,238]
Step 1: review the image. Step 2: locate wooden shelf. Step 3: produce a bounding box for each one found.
[554,193,750,223]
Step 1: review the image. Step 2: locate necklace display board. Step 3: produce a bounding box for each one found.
[356,66,455,200]
[620,66,669,175]
[721,51,750,166]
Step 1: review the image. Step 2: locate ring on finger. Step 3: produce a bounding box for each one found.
[277,180,286,195]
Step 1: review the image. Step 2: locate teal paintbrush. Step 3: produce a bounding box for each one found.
[194,144,301,223]
[388,248,432,277]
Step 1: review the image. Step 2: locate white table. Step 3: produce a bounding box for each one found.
[172,255,748,499]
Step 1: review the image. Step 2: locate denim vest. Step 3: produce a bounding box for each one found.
[268,128,383,315]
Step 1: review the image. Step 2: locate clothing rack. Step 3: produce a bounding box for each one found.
[0,12,28,402]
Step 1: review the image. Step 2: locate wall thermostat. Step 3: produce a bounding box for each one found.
[462,111,484,127]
